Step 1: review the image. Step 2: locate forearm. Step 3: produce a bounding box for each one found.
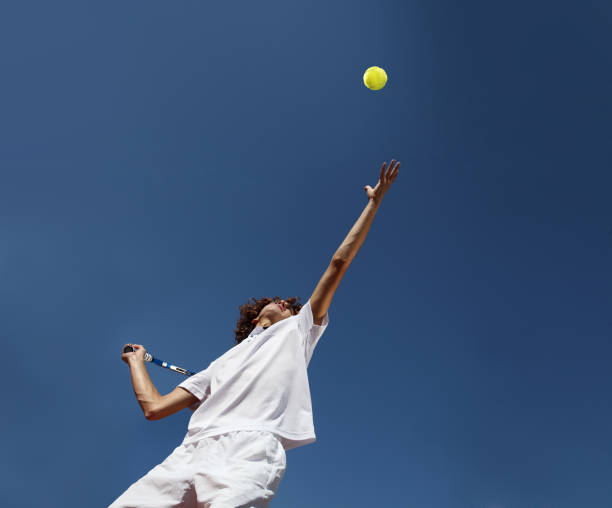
[127,360,162,418]
[333,199,380,265]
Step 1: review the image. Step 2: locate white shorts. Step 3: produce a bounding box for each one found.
[109,430,287,508]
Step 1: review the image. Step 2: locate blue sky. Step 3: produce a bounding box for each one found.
[1,1,611,507]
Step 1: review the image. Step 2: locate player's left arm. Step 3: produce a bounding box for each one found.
[310,159,400,324]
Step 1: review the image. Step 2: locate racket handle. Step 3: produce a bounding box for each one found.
[122,345,153,362]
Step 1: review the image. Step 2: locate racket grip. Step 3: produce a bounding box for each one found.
[122,345,153,362]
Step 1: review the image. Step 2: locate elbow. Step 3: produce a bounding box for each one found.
[145,408,158,421]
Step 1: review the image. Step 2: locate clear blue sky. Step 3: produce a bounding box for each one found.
[1,1,611,507]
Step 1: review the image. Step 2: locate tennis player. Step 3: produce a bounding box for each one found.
[109,160,399,508]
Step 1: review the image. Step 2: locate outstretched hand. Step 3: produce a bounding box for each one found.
[364,159,400,206]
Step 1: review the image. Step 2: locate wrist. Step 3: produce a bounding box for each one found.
[368,197,381,209]
[128,357,145,367]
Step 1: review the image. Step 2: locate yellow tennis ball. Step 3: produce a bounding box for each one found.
[363,66,387,90]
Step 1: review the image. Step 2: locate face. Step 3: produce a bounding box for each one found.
[252,298,295,328]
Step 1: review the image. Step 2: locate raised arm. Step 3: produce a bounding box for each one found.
[121,344,200,420]
[310,159,400,323]
[121,344,163,419]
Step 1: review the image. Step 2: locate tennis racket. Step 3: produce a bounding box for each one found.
[122,345,196,377]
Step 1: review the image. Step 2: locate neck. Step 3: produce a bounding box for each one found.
[257,318,273,328]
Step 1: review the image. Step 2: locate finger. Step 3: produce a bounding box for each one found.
[386,161,397,181]
[391,161,400,179]
[380,162,386,181]
[387,159,395,180]
[383,159,393,180]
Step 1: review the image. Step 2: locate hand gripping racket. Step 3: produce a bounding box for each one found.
[122,345,196,377]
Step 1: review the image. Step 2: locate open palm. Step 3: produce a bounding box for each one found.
[364,159,400,205]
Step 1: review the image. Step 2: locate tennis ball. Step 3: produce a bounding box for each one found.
[363,66,387,90]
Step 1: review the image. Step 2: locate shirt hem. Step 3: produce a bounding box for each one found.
[180,425,317,451]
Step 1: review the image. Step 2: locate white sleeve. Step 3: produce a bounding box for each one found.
[296,299,330,366]
[177,364,213,412]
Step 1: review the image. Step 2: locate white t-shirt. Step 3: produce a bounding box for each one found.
[177,299,329,451]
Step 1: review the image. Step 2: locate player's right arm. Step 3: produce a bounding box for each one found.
[122,344,163,419]
[122,344,199,420]
[146,387,199,421]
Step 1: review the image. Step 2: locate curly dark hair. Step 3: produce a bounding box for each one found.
[234,296,303,346]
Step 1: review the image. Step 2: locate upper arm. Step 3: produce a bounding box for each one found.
[147,387,199,421]
[309,258,347,325]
